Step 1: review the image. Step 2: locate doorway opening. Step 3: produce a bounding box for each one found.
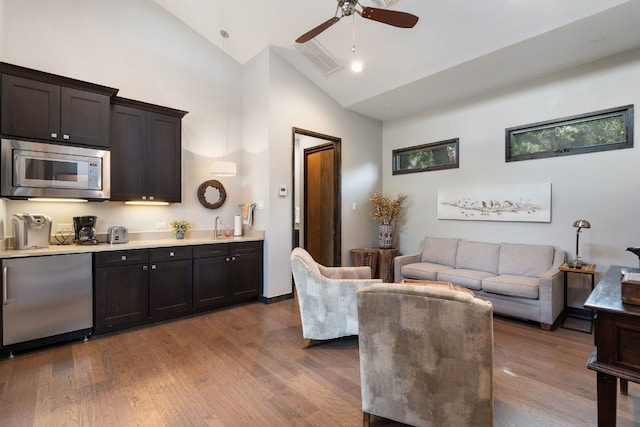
[292,127,341,267]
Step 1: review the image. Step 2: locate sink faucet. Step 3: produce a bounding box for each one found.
[214,216,222,238]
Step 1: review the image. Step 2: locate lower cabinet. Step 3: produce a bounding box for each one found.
[192,241,263,311]
[94,241,263,335]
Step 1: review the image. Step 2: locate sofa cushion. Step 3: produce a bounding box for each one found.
[455,240,500,274]
[482,275,540,299]
[498,243,555,278]
[421,237,459,267]
[401,262,452,281]
[437,269,496,291]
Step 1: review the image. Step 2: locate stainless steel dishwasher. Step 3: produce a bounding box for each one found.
[2,253,93,356]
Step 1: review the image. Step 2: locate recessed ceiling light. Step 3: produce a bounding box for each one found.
[351,61,363,73]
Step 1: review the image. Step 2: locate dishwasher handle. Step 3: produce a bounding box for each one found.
[3,266,7,305]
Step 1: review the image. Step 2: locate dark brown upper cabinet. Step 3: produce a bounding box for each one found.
[0,62,117,148]
[110,97,187,203]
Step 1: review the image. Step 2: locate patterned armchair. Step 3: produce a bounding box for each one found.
[357,282,494,426]
[290,247,381,348]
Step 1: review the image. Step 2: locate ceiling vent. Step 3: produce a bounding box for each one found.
[372,0,398,7]
[292,39,342,75]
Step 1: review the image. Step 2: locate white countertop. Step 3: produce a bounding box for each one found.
[0,229,265,259]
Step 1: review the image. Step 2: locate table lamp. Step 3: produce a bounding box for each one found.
[568,219,591,268]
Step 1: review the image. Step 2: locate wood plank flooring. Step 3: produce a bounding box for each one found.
[1,298,639,426]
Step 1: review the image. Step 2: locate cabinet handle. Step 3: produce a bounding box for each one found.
[232,256,236,261]
[169,252,175,257]
[51,132,58,138]
[121,255,127,261]
[2,266,8,305]
[152,265,157,270]
[226,257,230,262]
[63,134,70,140]
[142,196,147,200]
[149,196,155,200]
[143,265,148,271]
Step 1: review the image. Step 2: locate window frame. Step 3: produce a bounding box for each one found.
[505,105,634,162]
[392,138,459,175]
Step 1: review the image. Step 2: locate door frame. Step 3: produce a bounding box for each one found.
[291,127,342,266]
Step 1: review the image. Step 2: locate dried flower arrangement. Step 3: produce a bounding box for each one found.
[369,192,408,223]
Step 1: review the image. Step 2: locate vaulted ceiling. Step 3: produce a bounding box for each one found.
[152,0,640,121]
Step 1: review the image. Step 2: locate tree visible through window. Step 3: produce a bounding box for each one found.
[506,105,633,162]
[393,138,459,175]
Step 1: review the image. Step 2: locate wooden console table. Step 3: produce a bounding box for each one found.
[351,248,399,283]
[585,265,640,426]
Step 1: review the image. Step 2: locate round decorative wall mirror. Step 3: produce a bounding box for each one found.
[197,180,227,209]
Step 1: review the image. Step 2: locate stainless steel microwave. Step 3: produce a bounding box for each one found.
[1,139,110,200]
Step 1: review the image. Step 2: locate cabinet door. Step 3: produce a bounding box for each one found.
[229,242,263,301]
[60,87,110,147]
[149,259,192,319]
[94,264,149,334]
[147,112,182,203]
[1,74,60,141]
[193,256,229,309]
[109,104,148,201]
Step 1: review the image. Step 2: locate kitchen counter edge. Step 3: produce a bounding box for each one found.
[0,231,265,259]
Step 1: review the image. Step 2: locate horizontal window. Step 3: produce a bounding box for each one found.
[506,105,634,162]
[392,138,459,175]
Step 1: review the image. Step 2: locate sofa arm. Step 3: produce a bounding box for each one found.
[538,247,567,326]
[320,265,373,280]
[394,251,422,283]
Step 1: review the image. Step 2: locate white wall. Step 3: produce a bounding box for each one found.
[383,49,640,305]
[244,48,382,298]
[1,0,244,236]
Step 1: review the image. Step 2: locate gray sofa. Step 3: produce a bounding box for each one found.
[394,237,566,329]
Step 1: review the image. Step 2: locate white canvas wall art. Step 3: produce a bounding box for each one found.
[438,183,551,222]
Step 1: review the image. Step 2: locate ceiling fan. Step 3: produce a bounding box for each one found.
[295,0,419,44]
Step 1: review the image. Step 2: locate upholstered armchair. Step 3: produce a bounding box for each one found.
[357,282,494,426]
[290,247,382,348]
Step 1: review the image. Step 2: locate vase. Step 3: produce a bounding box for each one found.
[378,222,394,249]
[176,231,185,239]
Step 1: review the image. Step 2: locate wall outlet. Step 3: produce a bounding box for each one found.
[156,221,168,229]
[57,223,73,232]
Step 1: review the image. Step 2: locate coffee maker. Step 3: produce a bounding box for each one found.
[73,216,98,245]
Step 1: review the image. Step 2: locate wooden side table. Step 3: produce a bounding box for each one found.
[351,248,400,283]
[560,262,596,333]
[378,248,399,283]
[351,248,378,279]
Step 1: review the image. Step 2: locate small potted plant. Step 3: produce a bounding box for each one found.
[170,219,191,239]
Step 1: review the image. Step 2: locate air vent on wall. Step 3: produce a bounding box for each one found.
[372,0,398,7]
[292,39,343,75]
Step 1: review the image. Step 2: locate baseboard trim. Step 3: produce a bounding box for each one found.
[259,293,294,304]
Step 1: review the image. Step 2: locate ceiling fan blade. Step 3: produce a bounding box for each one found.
[296,17,341,43]
[360,6,419,28]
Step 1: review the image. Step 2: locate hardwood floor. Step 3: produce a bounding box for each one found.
[1,298,639,426]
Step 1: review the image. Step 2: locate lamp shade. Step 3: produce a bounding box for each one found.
[211,160,236,177]
[573,219,591,229]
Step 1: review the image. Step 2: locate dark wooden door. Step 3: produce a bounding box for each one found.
[1,74,60,141]
[193,256,229,309]
[304,145,336,266]
[148,112,182,202]
[60,87,110,148]
[110,104,148,201]
[229,242,263,301]
[148,259,193,319]
[94,264,149,334]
